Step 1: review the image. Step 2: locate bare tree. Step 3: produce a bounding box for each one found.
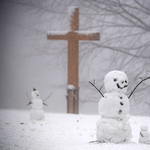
[80,0,150,115]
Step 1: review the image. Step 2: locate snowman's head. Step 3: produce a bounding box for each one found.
[31,88,40,99]
[104,70,128,93]
[141,131,149,137]
[141,125,148,131]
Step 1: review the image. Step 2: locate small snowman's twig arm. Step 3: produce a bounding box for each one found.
[89,80,104,97]
[26,92,32,105]
[140,132,144,137]
[43,92,53,102]
[42,92,53,106]
[89,140,98,143]
[128,76,150,99]
[43,103,47,106]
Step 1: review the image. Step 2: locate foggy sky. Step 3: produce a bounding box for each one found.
[1,0,150,115]
[0,1,69,113]
[0,0,96,114]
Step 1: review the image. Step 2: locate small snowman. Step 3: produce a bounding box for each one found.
[28,88,45,120]
[139,125,150,144]
[96,70,132,143]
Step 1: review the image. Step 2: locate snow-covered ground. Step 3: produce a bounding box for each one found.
[0,109,150,150]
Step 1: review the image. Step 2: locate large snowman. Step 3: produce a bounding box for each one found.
[30,88,45,120]
[97,70,132,143]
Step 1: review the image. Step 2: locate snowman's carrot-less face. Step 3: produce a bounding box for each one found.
[104,70,128,93]
[31,90,40,99]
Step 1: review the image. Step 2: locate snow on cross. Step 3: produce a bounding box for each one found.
[47,7,100,114]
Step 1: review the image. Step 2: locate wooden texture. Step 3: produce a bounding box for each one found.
[47,7,100,114]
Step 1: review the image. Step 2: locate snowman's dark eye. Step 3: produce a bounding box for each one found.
[114,78,117,82]
[125,80,127,83]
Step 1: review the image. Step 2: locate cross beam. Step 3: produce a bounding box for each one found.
[47,7,100,114]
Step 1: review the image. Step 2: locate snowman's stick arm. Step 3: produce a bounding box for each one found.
[89,140,98,143]
[128,76,150,99]
[43,103,47,106]
[140,132,144,137]
[26,92,32,105]
[43,92,53,102]
[89,81,104,97]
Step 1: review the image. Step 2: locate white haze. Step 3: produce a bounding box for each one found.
[0,0,150,115]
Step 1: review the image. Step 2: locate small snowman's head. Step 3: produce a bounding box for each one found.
[141,125,148,131]
[31,88,40,99]
[104,70,128,93]
[141,131,149,137]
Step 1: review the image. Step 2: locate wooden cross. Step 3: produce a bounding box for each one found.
[47,6,100,114]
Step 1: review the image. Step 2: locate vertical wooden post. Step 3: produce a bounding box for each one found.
[68,7,79,113]
[47,7,100,114]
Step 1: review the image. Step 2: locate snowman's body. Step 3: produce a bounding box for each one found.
[30,89,45,120]
[99,92,129,119]
[97,71,132,143]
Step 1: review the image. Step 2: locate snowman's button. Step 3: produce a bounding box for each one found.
[118,110,122,114]
[120,97,123,99]
[120,102,124,105]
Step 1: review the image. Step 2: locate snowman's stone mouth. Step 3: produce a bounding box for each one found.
[117,83,128,89]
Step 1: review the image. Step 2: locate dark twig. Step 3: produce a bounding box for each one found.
[89,81,104,97]
[27,101,32,105]
[140,132,144,137]
[26,92,32,105]
[89,140,98,143]
[43,92,53,102]
[99,86,103,91]
[128,76,150,99]
[93,79,95,85]
[43,103,47,106]
[42,92,53,106]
